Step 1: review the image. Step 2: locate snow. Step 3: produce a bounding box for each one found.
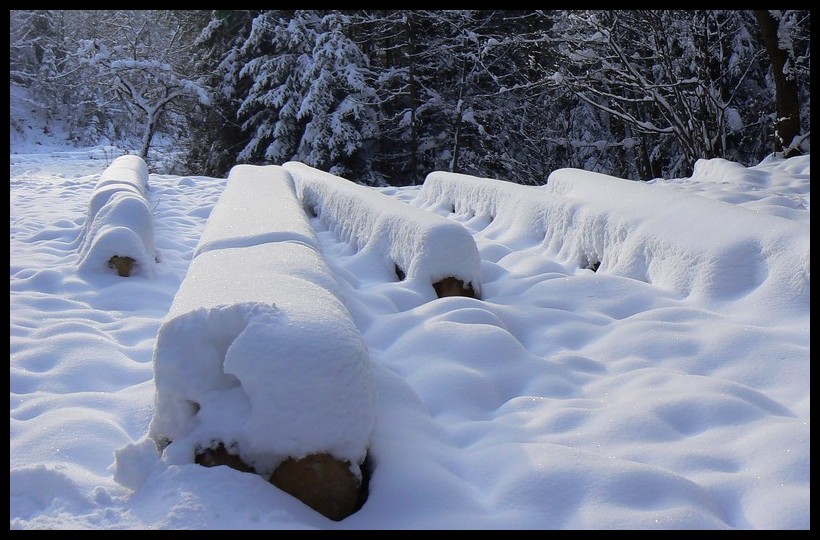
[145,163,375,483]
[77,155,156,278]
[654,156,811,224]
[284,161,483,297]
[193,164,320,256]
[94,155,150,195]
[544,168,809,309]
[147,244,375,481]
[724,107,744,133]
[9,144,810,530]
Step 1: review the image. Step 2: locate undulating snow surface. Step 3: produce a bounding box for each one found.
[9,145,810,529]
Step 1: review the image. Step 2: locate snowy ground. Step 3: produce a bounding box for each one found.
[9,145,810,529]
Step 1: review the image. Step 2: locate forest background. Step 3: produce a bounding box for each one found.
[9,10,811,186]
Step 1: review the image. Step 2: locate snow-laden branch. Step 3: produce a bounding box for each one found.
[77,34,211,159]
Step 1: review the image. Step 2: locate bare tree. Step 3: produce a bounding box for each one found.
[547,10,766,178]
[76,11,211,160]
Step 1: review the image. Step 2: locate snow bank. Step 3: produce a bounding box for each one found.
[421,169,810,310]
[194,164,320,257]
[78,155,155,277]
[146,164,375,482]
[283,161,482,298]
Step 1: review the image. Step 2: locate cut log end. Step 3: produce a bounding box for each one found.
[433,277,478,299]
[271,453,369,521]
[195,444,371,521]
[108,255,136,277]
[195,443,255,474]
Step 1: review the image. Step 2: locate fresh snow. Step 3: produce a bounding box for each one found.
[77,155,156,278]
[543,167,809,308]
[145,244,375,482]
[9,144,810,530]
[140,163,376,486]
[193,164,320,257]
[284,161,483,297]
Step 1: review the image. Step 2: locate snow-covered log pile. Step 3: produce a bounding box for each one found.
[283,161,482,299]
[421,169,810,307]
[148,164,376,521]
[78,155,155,277]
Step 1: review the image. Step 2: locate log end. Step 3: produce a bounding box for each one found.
[108,255,136,277]
[433,276,478,299]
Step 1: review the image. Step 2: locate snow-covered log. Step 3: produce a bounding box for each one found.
[420,169,810,308]
[94,154,150,195]
[194,165,320,257]
[149,164,376,520]
[78,155,155,277]
[545,167,810,304]
[283,161,482,299]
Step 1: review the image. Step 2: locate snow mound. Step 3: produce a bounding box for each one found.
[545,168,810,308]
[420,169,809,312]
[690,157,771,187]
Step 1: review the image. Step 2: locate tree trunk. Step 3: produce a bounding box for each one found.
[450,57,468,174]
[405,15,419,186]
[140,108,159,160]
[753,10,802,157]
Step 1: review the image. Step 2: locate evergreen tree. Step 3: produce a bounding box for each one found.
[184,10,258,177]
[234,11,380,183]
[11,10,811,182]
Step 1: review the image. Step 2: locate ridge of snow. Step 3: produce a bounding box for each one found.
[420,169,809,313]
[194,164,320,257]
